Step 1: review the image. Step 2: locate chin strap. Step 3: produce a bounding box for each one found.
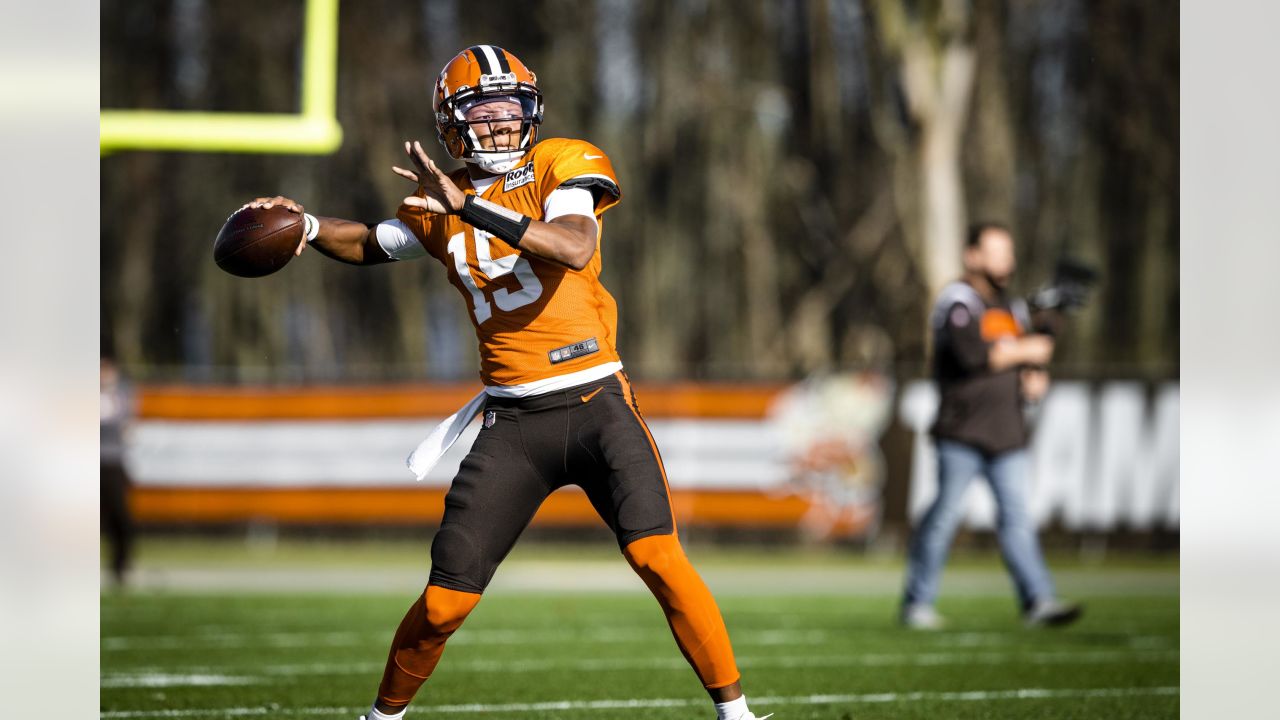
[469,152,524,174]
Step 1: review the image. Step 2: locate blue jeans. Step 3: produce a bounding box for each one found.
[903,440,1055,611]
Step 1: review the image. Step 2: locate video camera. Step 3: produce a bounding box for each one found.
[1027,258,1099,314]
[1026,258,1099,337]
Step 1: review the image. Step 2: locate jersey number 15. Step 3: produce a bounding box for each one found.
[446,229,544,325]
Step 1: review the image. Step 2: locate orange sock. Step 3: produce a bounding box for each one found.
[623,533,741,689]
[376,584,482,709]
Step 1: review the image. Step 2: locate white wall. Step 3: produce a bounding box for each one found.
[899,380,1179,530]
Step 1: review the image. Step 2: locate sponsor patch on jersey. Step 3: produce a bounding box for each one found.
[503,164,535,193]
[549,337,599,364]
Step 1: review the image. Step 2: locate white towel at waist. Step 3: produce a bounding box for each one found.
[406,390,486,481]
[404,362,624,480]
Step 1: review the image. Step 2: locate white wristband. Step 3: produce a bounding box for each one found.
[303,212,320,241]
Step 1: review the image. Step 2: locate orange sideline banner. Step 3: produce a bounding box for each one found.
[123,378,891,538]
[137,383,789,420]
[129,486,870,535]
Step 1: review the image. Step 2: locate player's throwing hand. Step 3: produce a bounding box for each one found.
[392,140,466,215]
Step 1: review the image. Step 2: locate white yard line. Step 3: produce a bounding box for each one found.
[103,649,1177,686]
[102,625,1175,652]
[101,631,381,650]
[103,627,799,651]
[100,674,262,689]
[100,685,1179,718]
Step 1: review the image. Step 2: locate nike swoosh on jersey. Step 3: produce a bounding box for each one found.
[581,387,604,403]
[582,153,604,160]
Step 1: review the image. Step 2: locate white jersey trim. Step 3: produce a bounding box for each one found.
[375,219,427,260]
[484,361,623,398]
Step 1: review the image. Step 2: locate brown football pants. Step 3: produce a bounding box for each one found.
[376,371,740,708]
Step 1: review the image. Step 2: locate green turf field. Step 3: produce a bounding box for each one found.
[101,541,1178,719]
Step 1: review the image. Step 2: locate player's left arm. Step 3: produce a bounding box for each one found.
[393,141,598,271]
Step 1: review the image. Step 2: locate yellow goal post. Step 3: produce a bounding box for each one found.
[100,0,343,155]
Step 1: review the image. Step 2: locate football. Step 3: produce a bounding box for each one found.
[213,205,304,278]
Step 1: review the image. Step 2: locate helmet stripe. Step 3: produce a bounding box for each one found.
[488,45,513,74]
[467,45,496,75]
[478,45,503,74]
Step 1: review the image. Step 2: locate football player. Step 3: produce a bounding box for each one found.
[243,45,770,720]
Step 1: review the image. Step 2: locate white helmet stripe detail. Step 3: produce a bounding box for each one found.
[477,45,503,75]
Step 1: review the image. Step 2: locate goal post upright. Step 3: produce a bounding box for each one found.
[99,0,343,155]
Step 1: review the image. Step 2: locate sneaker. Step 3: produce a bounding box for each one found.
[1023,599,1084,627]
[900,603,946,630]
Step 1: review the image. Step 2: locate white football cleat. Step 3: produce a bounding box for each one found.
[1024,599,1084,627]
[900,603,946,630]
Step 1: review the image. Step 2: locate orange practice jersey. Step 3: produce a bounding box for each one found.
[397,138,623,387]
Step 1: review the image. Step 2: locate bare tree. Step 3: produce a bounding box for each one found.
[870,0,976,300]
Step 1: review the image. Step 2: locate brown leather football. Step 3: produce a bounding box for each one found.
[213,205,303,278]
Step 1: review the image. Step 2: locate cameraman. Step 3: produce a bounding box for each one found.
[900,222,1082,629]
